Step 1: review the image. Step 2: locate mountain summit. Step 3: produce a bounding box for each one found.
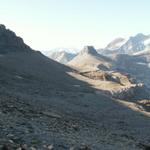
[79,46,98,55]
[68,46,112,71]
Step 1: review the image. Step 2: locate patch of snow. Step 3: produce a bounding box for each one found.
[108,38,128,51]
[49,48,79,54]
[133,49,150,55]
[128,45,133,50]
[144,38,150,46]
[136,62,147,65]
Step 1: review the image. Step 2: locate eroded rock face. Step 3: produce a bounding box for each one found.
[0,24,31,53]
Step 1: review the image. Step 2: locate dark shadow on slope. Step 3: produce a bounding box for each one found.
[0,49,94,96]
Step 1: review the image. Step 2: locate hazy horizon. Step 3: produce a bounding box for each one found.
[0,0,150,51]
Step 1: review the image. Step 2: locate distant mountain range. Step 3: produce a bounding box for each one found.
[44,50,76,64]
[98,33,150,56]
[44,33,150,63]
[43,48,79,64]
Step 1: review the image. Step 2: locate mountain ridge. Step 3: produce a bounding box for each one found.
[97,33,150,56]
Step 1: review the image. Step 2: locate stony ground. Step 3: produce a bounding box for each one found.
[0,87,150,150]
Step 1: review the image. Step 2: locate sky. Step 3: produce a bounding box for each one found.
[0,0,150,51]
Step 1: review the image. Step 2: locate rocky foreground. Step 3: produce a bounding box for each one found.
[0,89,150,150]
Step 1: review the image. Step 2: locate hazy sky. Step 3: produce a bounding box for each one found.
[0,0,150,51]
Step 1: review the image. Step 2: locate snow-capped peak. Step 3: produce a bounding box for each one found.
[106,38,128,51]
[48,48,79,54]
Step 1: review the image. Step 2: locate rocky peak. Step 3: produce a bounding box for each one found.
[133,33,148,41]
[0,24,6,30]
[79,46,98,55]
[118,33,149,54]
[127,33,148,46]
[0,24,31,53]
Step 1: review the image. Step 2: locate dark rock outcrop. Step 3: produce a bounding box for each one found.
[0,24,31,53]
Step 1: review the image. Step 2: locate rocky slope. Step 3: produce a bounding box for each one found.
[0,25,150,150]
